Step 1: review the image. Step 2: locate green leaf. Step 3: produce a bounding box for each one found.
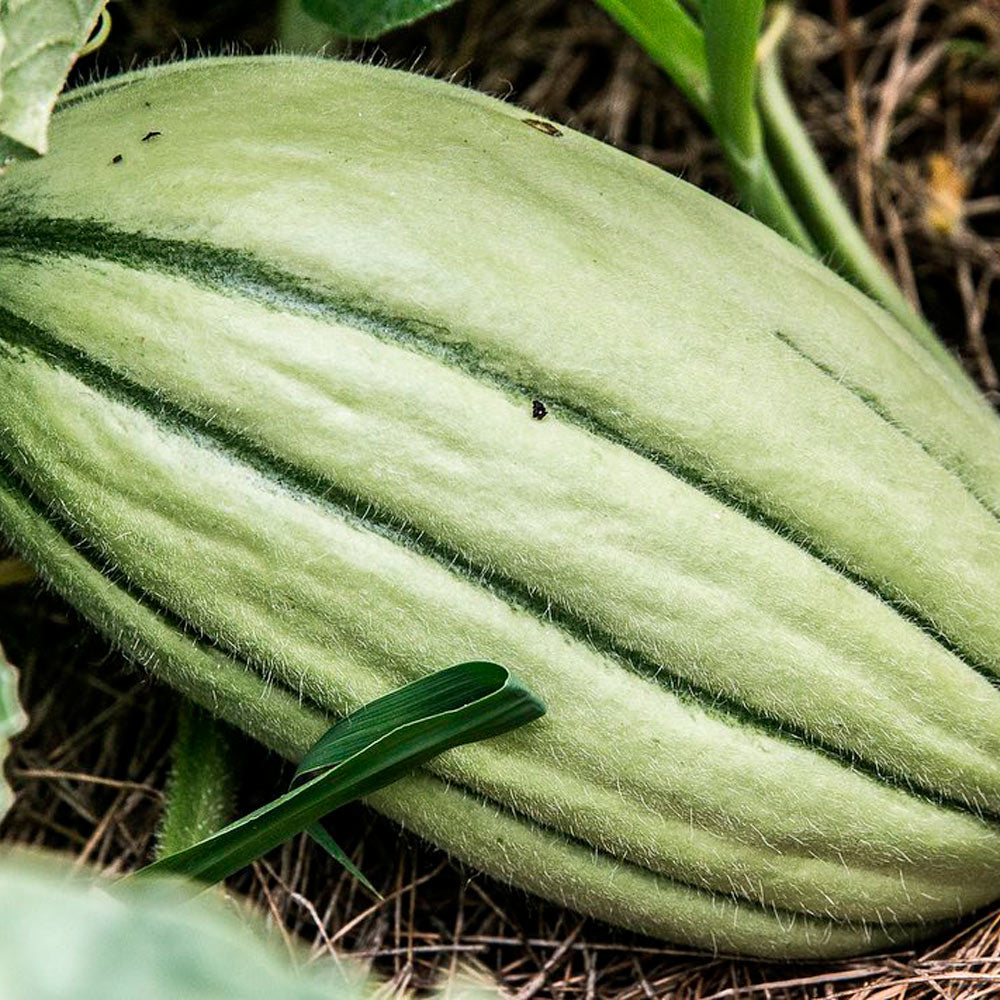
[300,0,459,39]
[701,0,764,163]
[126,661,545,888]
[594,0,710,116]
[0,851,371,999]
[0,0,108,159]
[0,640,25,823]
[306,820,381,897]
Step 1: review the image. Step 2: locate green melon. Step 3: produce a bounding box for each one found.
[2,55,1000,959]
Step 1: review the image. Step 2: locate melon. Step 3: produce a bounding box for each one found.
[2,56,1000,958]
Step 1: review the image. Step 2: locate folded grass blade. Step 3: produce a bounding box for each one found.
[126,661,545,888]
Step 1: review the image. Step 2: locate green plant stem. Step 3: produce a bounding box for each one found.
[728,151,816,250]
[757,50,945,356]
[157,701,235,859]
[701,0,813,250]
[598,0,813,250]
[702,0,762,163]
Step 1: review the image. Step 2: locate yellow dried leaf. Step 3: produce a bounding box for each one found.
[925,153,967,234]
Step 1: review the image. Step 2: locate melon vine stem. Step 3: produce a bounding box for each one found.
[596,0,975,389]
[157,701,235,859]
[757,50,945,363]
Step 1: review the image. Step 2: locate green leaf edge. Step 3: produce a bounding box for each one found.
[0,640,26,823]
[300,0,459,40]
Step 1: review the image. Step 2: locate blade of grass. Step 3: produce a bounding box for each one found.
[123,661,545,889]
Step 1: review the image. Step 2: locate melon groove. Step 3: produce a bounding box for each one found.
[1,55,1000,958]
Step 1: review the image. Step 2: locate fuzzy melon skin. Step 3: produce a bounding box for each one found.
[2,56,1000,957]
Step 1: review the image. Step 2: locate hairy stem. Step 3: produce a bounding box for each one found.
[157,701,236,859]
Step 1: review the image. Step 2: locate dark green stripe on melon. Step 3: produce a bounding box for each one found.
[1,55,1000,957]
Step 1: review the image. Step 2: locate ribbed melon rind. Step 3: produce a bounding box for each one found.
[0,473,926,960]
[1,56,1000,957]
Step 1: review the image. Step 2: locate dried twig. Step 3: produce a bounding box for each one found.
[870,0,929,157]
[832,0,881,257]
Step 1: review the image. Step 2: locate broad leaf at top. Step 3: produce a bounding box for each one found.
[0,0,107,159]
[0,640,25,823]
[301,0,459,39]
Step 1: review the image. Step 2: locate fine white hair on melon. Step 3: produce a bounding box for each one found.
[3,55,1000,959]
